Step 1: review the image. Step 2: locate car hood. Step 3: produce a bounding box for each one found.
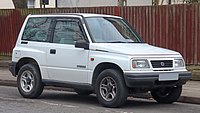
[90,43,181,56]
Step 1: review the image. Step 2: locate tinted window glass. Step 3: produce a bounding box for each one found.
[22,17,51,42]
[53,19,84,45]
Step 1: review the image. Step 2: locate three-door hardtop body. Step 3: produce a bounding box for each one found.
[9,13,191,107]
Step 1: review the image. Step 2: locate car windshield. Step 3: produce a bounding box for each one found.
[85,17,142,43]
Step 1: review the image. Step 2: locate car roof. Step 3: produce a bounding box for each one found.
[28,13,122,19]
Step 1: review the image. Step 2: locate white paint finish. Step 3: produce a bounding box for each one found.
[87,50,131,83]
[46,43,89,83]
[40,66,49,79]
[12,14,188,85]
[12,15,49,79]
[0,0,14,9]
[14,50,21,58]
[13,41,49,79]
[88,49,131,71]
[28,14,82,18]
[90,43,181,56]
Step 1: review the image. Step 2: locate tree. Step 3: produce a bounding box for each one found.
[12,0,27,8]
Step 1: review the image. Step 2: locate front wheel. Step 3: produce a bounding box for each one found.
[95,69,128,108]
[151,85,182,104]
[17,64,44,98]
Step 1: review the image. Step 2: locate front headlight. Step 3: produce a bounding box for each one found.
[174,59,184,67]
[132,59,150,68]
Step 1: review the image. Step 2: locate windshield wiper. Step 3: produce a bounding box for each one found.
[126,41,142,43]
[108,41,127,43]
[108,41,142,43]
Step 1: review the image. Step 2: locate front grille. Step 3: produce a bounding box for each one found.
[151,60,173,68]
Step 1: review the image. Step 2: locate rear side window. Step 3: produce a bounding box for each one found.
[22,17,51,42]
[53,19,84,45]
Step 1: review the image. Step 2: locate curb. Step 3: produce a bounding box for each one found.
[178,96,200,104]
[0,79,199,105]
[0,80,16,87]
[0,61,9,67]
[132,93,200,105]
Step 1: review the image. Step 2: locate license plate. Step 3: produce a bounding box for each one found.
[159,73,178,81]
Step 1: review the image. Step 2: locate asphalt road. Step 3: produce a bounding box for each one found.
[0,86,199,113]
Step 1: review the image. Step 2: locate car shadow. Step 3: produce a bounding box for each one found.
[39,90,99,105]
[35,90,181,109]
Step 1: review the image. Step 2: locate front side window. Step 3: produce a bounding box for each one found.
[22,17,51,42]
[53,19,84,45]
[85,17,142,43]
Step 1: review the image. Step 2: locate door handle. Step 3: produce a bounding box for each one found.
[21,41,28,44]
[50,49,56,54]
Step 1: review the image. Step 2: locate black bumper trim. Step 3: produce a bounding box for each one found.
[124,71,192,88]
[9,62,17,77]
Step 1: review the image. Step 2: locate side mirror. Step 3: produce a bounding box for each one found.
[75,40,89,50]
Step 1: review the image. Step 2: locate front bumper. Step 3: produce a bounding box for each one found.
[124,71,192,88]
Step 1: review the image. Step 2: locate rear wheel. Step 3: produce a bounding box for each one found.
[151,85,182,104]
[17,64,44,98]
[95,69,128,108]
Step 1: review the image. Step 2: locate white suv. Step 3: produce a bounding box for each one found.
[9,13,191,107]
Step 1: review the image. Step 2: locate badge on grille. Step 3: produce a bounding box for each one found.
[160,62,165,66]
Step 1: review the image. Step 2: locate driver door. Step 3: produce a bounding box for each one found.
[46,17,89,83]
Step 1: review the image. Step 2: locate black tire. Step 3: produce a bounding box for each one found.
[151,85,182,104]
[75,89,93,95]
[17,64,44,98]
[95,69,128,108]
